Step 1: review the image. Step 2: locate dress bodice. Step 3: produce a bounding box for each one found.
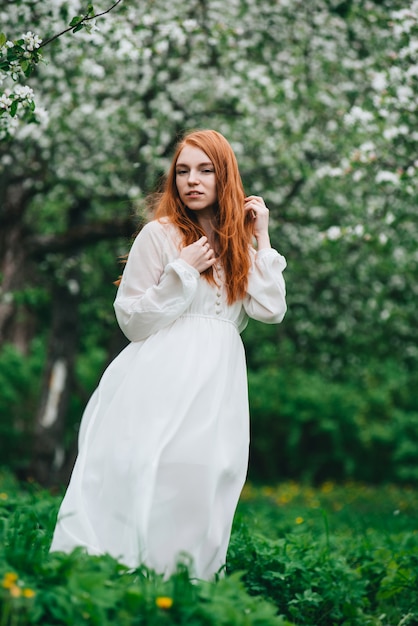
[114,219,287,342]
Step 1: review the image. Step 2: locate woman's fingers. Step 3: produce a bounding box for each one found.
[244,195,268,213]
[244,196,269,221]
[244,195,271,249]
[180,237,217,272]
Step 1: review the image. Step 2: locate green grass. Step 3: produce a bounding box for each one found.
[230,482,418,625]
[0,470,417,625]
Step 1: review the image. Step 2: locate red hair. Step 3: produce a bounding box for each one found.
[154,129,253,304]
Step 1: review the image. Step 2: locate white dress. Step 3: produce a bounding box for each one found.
[50,219,287,579]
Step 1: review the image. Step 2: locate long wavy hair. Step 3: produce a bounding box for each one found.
[154,129,253,304]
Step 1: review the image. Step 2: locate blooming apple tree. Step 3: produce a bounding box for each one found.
[0,0,416,481]
[0,2,125,139]
[298,0,418,375]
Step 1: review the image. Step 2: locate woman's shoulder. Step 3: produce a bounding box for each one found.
[137,217,170,236]
[138,218,181,247]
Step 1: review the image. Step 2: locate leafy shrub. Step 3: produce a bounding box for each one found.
[229,483,418,626]
[0,340,45,472]
[2,326,418,486]
[227,521,368,625]
[248,367,363,483]
[248,362,418,484]
[0,338,107,475]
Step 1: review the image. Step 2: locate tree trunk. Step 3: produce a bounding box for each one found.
[26,212,138,485]
[30,272,81,486]
[1,182,137,484]
[0,183,35,352]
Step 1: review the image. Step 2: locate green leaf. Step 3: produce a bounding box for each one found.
[0,32,7,47]
[72,23,85,34]
[7,49,18,61]
[20,59,29,72]
[87,4,95,16]
[10,99,18,117]
[69,16,84,27]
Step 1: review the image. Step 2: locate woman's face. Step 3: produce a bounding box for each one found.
[175,145,218,215]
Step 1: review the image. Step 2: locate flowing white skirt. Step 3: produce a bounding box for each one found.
[50,315,249,579]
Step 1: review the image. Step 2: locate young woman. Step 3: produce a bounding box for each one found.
[50,129,287,580]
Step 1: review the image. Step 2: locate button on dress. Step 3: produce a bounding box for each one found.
[50,219,287,579]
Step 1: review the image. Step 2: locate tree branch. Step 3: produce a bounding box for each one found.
[39,0,124,50]
[27,215,140,257]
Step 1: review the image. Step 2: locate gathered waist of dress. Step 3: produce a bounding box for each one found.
[178,313,240,331]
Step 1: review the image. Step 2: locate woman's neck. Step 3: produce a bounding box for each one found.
[197,212,217,245]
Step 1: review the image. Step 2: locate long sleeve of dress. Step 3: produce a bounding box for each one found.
[114,222,200,342]
[243,247,287,324]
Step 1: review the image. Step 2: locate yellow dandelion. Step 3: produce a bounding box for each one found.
[9,585,22,598]
[261,486,274,497]
[2,572,18,589]
[156,596,173,610]
[295,516,304,525]
[308,498,321,509]
[0,492,8,500]
[22,588,36,599]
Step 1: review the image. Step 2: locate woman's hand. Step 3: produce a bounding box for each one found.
[180,236,217,273]
[244,196,271,249]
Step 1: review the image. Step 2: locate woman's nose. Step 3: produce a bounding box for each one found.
[188,169,199,183]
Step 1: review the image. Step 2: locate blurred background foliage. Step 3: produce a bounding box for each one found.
[0,0,417,485]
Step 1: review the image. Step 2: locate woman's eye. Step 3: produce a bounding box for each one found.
[202,169,214,174]
[176,169,188,175]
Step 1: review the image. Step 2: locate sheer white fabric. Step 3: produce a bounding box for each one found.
[50,219,287,579]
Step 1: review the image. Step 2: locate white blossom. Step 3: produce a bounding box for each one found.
[14,84,34,101]
[142,14,155,27]
[359,141,375,153]
[406,64,418,79]
[399,39,418,59]
[315,165,343,179]
[375,171,400,185]
[396,85,414,104]
[383,126,407,140]
[371,72,387,91]
[183,19,198,32]
[0,93,12,110]
[21,31,42,51]
[8,60,22,80]
[344,106,374,126]
[326,226,342,241]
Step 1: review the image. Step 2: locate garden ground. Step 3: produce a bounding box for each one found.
[1,470,417,625]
